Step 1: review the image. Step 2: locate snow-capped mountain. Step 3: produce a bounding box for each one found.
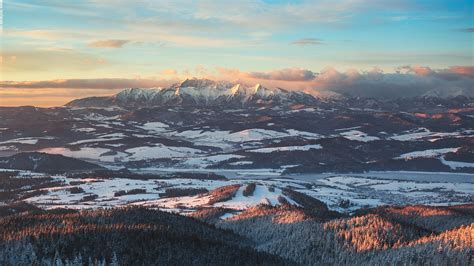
[66,78,318,108]
[422,87,474,98]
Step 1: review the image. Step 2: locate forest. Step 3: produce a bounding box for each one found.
[0,204,472,265]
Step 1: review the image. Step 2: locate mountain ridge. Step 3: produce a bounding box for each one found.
[0,152,105,173]
[65,78,474,110]
[65,78,319,108]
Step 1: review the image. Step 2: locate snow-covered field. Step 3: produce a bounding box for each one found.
[312,176,473,210]
[0,137,55,145]
[125,144,203,160]
[440,157,474,170]
[39,147,126,162]
[168,128,321,151]
[396,148,460,159]
[389,128,474,141]
[9,115,468,174]
[10,169,472,214]
[340,130,380,142]
[247,144,322,153]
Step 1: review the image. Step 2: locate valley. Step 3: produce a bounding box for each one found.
[0,80,473,175]
[0,79,472,265]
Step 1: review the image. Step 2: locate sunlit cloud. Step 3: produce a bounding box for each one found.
[212,66,474,98]
[248,68,316,81]
[1,49,109,80]
[398,65,433,76]
[290,38,323,46]
[6,27,246,48]
[0,79,179,107]
[5,29,92,40]
[311,66,474,98]
[0,78,178,89]
[446,66,474,77]
[161,69,179,77]
[0,88,124,107]
[398,65,474,79]
[4,66,472,103]
[88,39,130,48]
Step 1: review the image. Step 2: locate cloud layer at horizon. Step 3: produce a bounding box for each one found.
[2,66,473,104]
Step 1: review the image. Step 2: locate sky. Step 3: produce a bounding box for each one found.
[0,0,473,106]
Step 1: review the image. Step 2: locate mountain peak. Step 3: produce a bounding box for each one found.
[230,84,244,95]
[253,83,279,98]
[179,78,216,88]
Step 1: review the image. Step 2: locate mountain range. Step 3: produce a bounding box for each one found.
[66,78,318,108]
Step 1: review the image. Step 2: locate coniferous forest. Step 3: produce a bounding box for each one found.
[0,204,472,265]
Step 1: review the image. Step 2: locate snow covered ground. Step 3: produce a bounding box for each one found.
[311,176,474,210]
[396,148,459,159]
[389,128,473,141]
[339,130,380,142]
[12,119,470,174]
[136,122,170,133]
[39,147,126,162]
[171,128,321,150]
[247,144,322,153]
[125,144,203,160]
[182,154,246,167]
[0,137,55,145]
[10,169,472,214]
[440,157,474,170]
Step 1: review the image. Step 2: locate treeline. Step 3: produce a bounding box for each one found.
[207,185,241,205]
[68,169,227,181]
[159,188,209,198]
[0,172,64,203]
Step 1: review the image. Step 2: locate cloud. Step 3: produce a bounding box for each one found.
[0,78,178,107]
[212,67,316,82]
[398,65,433,76]
[161,69,179,77]
[1,49,109,80]
[212,66,474,98]
[88,39,130,48]
[5,0,416,50]
[398,65,474,80]
[6,26,245,48]
[443,66,474,77]
[312,66,474,98]
[0,88,125,107]
[247,68,316,81]
[2,66,473,101]
[460,28,474,32]
[290,38,323,46]
[0,78,178,89]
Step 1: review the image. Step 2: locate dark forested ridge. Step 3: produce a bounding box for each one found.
[216,204,473,265]
[0,153,105,174]
[0,207,287,266]
[0,204,472,265]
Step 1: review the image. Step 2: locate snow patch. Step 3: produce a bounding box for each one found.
[247,144,322,153]
[340,130,379,142]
